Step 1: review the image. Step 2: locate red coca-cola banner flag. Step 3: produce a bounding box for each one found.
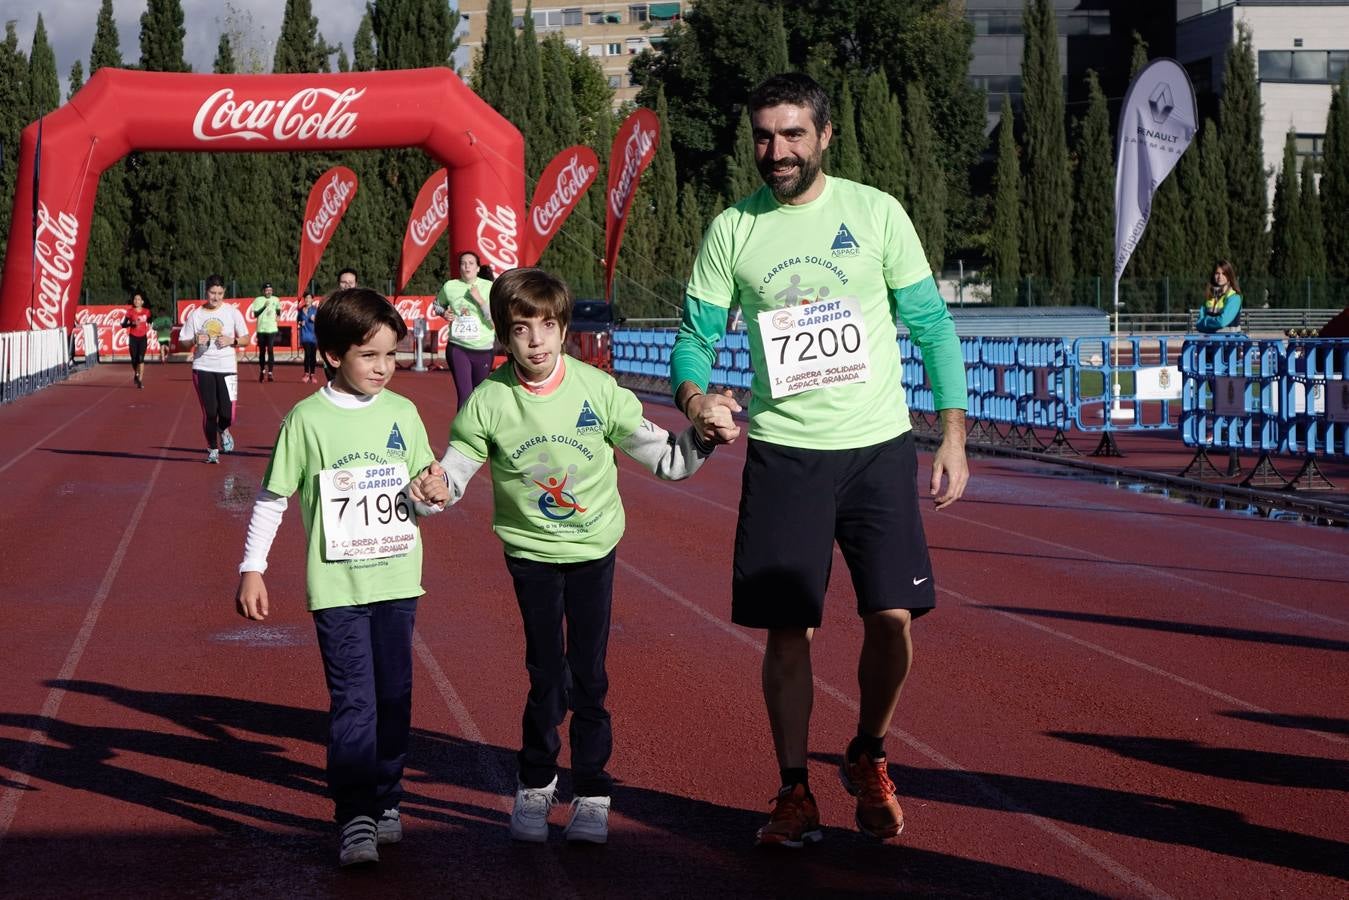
[604,109,659,302]
[297,165,358,294]
[397,168,450,293]
[525,146,598,266]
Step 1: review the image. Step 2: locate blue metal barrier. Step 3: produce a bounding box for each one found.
[1071,336,1179,432]
[1180,336,1282,453]
[1283,339,1349,458]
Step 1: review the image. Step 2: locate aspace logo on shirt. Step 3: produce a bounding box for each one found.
[576,400,603,435]
[832,222,860,257]
[386,423,407,453]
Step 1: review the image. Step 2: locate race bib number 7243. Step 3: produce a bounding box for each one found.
[758,296,871,399]
[318,463,417,561]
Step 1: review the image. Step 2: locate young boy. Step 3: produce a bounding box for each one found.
[235,288,450,867]
[417,268,727,844]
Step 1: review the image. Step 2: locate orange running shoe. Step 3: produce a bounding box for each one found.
[839,752,904,839]
[755,783,823,848]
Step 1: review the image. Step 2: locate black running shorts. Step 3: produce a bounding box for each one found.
[731,432,936,629]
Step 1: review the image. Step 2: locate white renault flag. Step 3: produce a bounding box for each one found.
[1113,59,1198,283]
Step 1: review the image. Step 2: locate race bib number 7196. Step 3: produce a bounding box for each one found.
[318,463,417,561]
[758,296,871,399]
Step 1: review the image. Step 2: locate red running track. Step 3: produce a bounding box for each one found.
[1,363,1346,898]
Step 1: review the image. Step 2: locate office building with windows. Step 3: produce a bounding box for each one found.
[454,1,685,106]
[1177,1,1349,196]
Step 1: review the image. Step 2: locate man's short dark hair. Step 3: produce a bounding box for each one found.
[316,288,408,366]
[205,274,225,290]
[489,268,573,346]
[748,73,831,133]
[338,267,358,282]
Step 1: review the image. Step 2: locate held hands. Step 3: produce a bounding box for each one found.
[409,461,449,506]
[686,390,742,445]
[236,571,269,621]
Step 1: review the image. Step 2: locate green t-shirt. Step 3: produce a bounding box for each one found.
[686,176,933,450]
[262,389,435,611]
[449,357,644,563]
[251,295,281,333]
[436,277,496,350]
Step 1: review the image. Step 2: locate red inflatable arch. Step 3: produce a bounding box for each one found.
[0,67,524,331]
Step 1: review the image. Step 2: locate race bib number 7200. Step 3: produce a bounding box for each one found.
[758,296,871,399]
[318,463,417,561]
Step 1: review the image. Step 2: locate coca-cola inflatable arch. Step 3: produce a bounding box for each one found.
[0,67,524,331]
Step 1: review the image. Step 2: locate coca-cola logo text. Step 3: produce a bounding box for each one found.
[305,173,356,243]
[609,122,656,220]
[474,200,520,273]
[532,154,596,237]
[29,203,80,330]
[193,87,365,143]
[74,307,131,329]
[409,183,450,248]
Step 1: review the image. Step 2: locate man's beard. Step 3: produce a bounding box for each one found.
[758,152,822,202]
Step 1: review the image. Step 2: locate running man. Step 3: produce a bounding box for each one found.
[671,73,969,846]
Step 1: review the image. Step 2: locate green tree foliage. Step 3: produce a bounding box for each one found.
[352,10,376,72]
[0,25,27,264]
[372,0,458,293]
[1198,120,1230,265]
[1220,23,1269,282]
[27,15,60,120]
[335,45,350,73]
[82,1,131,302]
[1020,0,1074,300]
[1298,159,1327,305]
[1179,121,1216,286]
[724,108,759,202]
[1129,174,1185,311]
[857,71,906,204]
[67,60,84,101]
[474,0,525,127]
[1268,131,1304,303]
[632,0,791,193]
[1072,71,1112,283]
[536,35,599,295]
[826,79,862,182]
[519,3,549,177]
[1319,75,1349,278]
[990,100,1020,306]
[904,82,945,273]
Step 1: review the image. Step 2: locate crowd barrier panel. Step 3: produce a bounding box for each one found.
[1071,337,1180,434]
[1282,339,1349,459]
[1,328,72,405]
[1179,336,1282,453]
[1013,338,1075,430]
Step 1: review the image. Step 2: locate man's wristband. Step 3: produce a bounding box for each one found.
[676,389,703,417]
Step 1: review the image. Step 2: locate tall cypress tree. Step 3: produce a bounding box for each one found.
[1268,131,1301,303]
[82,0,131,302]
[1020,0,1074,301]
[1072,70,1112,287]
[825,79,862,182]
[905,82,945,274]
[857,70,905,204]
[1220,23,1269,284]
[0,25,27,265]
[536,35,595,293]
[724,107,759,202]
[372,0,457,292]
[27,15,59,120]
[1299,159,1327,306]
[1179,120,1220,301]
[125,0,197,311]
[519,2,548,178]
[352,11,376,72]
[67,60,84,101]
[1319,75,1349,280]
[475,0,526,127]
[990,100,1021,306]
[1198,120,1230,265]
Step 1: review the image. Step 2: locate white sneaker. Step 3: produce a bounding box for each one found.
[220,430,235,453]
[376,807,402,844]
[509,776,557,842]
[205,449,220,464]
[338,815,379,867]
[564,795,610,844]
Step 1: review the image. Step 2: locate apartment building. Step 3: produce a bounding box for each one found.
[455,1,685,106]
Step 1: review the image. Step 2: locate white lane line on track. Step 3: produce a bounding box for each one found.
[0,386,108,477]
[943,587,1349,747]
[0,394,188,848]
[941,510,1349,629]
[617,558,1174,900]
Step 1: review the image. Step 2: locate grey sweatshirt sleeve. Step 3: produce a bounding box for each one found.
[617,418,714,481]
[435,445,486,506]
